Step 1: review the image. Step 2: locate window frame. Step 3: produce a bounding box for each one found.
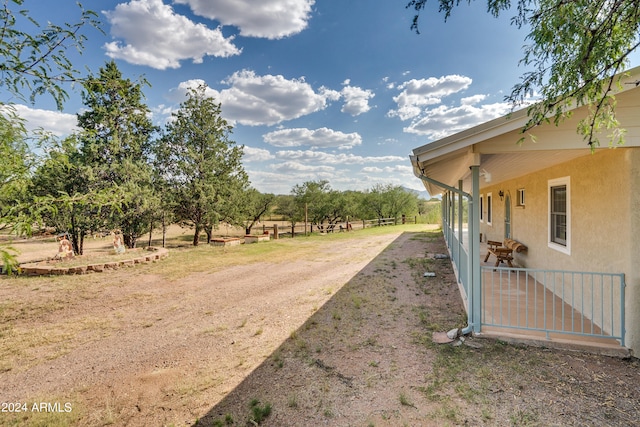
[517,188,525,207]
[480,194,484,223]
[548,177,571,255]
[486,192,493,226]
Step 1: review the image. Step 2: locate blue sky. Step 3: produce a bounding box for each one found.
[14,0,639,195]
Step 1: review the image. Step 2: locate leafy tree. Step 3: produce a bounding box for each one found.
[274,194,302,233]
[0,109,30,272]
[30,137,89,255]
[156,84,248,246]
[0,0,101,109]
[29,136,125,255]
[291,180,359,231]
[360,184,419,223]
[76,61,158,249]
[0,1,100,270]
[242,189,275,235]
[407,0,640,147]
[292,180,334,230]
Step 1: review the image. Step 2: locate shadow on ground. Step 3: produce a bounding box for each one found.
[193,230,640,427]
[193,231,466,426]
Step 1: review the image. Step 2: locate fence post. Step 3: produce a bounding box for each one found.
[273,223,278,240]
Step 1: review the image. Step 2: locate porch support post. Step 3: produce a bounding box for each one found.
[469,165,481,333]
[458,180,463,245]
[450,190,455,244]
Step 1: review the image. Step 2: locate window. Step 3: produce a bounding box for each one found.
[548,177,570,254]
[480,194,484,222]
[486,192,492,225]
[517,188,525,207]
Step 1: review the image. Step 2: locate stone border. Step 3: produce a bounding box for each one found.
[19,247,169,276]
[211,237,243,247]
[244,235,270,243]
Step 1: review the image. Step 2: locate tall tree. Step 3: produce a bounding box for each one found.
[29,136,124,255]
[0,1,99,270]
[360,184,419,223]
[76,61,158,248]
[242,189,275,235]
[274,194,302,234]
[291,180,353,231]
[156,84,248,246]
[407,0,640,147]
[292,180,332,230]
[0,109,30,272]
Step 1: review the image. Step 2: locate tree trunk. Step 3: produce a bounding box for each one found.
[124,233,137,249]
[148,214,153,247]
[245,226,252,235]
[162,212,166,248]
[193,225,201,246]
[70,215,83,255]
[205,225,213,244]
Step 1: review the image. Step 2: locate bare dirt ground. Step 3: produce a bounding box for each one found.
[1,226,639,426]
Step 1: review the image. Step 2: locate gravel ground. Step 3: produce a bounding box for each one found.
[1,227,639,426]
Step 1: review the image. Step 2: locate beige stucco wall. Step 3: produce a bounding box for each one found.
[479,148,639,355]
[627,149,640,356]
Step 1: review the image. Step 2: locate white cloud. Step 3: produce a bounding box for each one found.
[388,75,472,120]
[275,150,406,165]
[165,79,222,105]
[103,0,240,70]
[11,104,78,136]
[169,74,369,126]
[263,127,362,149]
[174,0,315,39]
[211,70,335,126]
[361,165,413,174]
[461,94,487,105]
[340,85,375,116]
[242,146,275,162]
[403,101,512,139]
[271,161,334,173]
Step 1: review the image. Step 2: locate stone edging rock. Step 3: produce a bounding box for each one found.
[19,247,169,276]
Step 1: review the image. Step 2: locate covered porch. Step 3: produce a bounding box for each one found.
[439,216,627,355]
[408,86,638,356]
[479,240,626,355]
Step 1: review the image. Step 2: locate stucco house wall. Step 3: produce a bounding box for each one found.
[479,147,638,353]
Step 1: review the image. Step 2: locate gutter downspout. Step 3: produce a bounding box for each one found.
[414,166,481,336]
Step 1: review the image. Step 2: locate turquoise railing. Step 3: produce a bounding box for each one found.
[481,266,625,346]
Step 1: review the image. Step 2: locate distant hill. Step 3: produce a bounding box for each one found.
[401,186,432,200]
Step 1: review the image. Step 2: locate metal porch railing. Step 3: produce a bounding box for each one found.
[481,267,625,346]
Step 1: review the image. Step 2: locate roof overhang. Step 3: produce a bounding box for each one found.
[411,67,640,195]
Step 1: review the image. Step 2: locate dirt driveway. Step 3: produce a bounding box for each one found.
[1,227,639,426]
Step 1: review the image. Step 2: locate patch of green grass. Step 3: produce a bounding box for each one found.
[351,294,364,309]
[399,392,415,408]
[432,400,462,423]
[509,409,539,426]
[248,399,272,424]
[287,393,298,408]
[208,413,234,426]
